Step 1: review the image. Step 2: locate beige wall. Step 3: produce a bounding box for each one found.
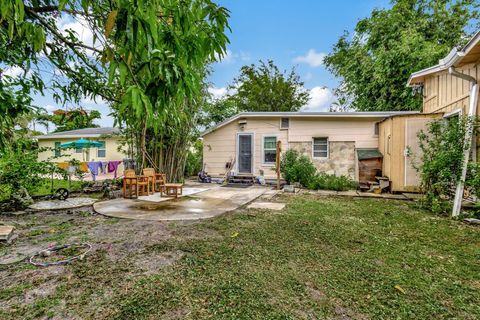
[37,137,127,171]
[422,62,480,115]
[203,116,381,180]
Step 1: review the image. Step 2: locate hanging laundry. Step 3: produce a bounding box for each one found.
[108,160,122,178]
[122,158,136,170]
[87,161,103,181]
[101,161,108,174]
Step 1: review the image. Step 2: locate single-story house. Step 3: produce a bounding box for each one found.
[35,127,127,172]
[201,111,418,181]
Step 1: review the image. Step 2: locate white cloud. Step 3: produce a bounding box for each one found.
[43,104,59,112]
[304,72,313,81]
[81,95,107,105]
[3,66,23,77]
[215,49,250,64]
[302,86,334,112]
[293,49,326,68]
[208,86,236,100]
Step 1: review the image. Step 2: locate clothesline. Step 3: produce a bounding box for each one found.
[57,160,123,181]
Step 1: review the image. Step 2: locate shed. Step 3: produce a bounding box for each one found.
[378,113,440,192]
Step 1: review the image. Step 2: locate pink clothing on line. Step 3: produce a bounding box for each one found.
[107,160,122,178]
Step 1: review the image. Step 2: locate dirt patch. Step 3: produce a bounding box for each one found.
[133,250,184,275]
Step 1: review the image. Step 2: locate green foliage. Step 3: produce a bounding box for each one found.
[36,108,101,132]
[416,116,478,214]
[280,149,357,191]
[307,173,358,191]
[0,1,230,182]
[0,148,57,202]
[227,60,310,112]
[280,149,317,187]
[184,140,203,177]
[324,0,480,111]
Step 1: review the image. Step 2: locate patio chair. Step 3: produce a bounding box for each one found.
[142,168,167,193]
[142,168,156,195]
[123,169,149,198]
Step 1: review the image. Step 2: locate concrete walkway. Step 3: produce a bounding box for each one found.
[29,197,98,211]
[94,185,267,221]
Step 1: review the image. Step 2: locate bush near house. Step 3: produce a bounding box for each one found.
[184,140,203,177]
[280,149,357,191]
[416,116,480,214]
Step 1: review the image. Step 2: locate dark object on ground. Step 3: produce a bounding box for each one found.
[198,170,212,183]
[29,243,92,267]
[53,188,70,200]
[463,218,480,225]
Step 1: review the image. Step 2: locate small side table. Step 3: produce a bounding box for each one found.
[161,183,183,198]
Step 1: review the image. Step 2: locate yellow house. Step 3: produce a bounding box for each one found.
[201,111,417,181]
[380,31,480,192]
[35,127,127,172]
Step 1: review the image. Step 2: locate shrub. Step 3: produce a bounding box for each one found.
[280,149,357,191]
[184,140,203,177]
[416,116,478,214]
[279,149,316,186]
[0,148,59,207]
[307,173,358,191]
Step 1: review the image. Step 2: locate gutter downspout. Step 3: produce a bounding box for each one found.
[449,67,478,217]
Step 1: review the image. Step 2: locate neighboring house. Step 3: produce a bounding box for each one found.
[35,127,127,171]
[201,111,417,181]
[381,31,480,192]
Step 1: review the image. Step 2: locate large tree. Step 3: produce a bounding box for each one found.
[324,0,480,111]
[1,0,230,180]
[227,60,310,112]
[36,108,102,132]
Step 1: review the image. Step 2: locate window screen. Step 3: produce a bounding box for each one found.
[97,141,106,158]
[280,118,289,129]
[313,137,328,158]
[263,136,277,163]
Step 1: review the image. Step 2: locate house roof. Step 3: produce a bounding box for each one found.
[407,31,480,86]
[200,111,419,136]
[34,127,120,140]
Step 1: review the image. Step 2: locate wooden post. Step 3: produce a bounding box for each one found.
[276,141,282,190]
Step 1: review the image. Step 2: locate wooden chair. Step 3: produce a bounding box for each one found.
[142,168,156,195]
[123,169,149,198]
[142,168,167,193]
[155,173,166,192]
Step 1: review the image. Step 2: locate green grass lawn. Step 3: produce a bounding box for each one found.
[30,179,83,197]
[1,194,479,319]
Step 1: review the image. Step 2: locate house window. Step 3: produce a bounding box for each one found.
[313,137,328,158]
[54,142,61,157]
[280,118,289,129]
[263,136,277,163]
[97,141,106,158]
[374,122,379,135]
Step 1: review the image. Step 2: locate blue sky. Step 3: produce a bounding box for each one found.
[209,0,390,112]
[23,0,391,129]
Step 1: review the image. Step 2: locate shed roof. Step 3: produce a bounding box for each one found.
[34,127,120,140]
[357,149,383,160]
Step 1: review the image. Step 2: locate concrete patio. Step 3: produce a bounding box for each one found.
[94,185,268,221]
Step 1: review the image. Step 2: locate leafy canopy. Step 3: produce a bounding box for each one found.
[324,0,480,111]
[227,60,310,112]
[37,108,101,132]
